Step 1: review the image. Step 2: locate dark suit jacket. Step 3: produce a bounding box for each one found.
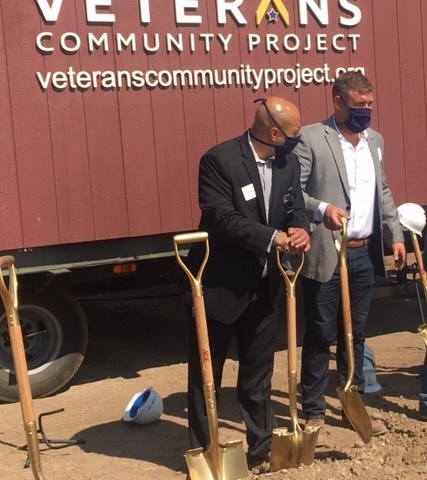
[186,131,310,324]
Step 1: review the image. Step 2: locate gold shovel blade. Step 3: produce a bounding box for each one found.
[337,384,372,444]
[417,324,427,346]
[270,424,319,471]
[185,440,248,480]
[186,447,215,480]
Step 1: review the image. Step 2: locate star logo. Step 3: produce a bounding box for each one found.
[256,0,290,26]
[267,8,279,22]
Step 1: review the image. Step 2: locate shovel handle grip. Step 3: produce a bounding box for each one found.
[173,231,209,297]
[0,255,15,268]
[275,249,304,292]
[0,256,18,310]
[173,231,208,245]
[333,217,348,267]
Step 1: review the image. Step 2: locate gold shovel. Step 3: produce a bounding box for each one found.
[333,219,372,444]
[270,250,320,471]
[0,256,46,480]
[408,230,427,345]
[173,232,248,480]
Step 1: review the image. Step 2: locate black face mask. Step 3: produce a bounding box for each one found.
[249,131,300,156]
[275,134,301,156]
[339,97,372,133]
[252,98,300,156]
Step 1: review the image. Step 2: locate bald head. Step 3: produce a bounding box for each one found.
[250,97,301,158]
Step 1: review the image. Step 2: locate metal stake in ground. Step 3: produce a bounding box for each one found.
[0,256,46,480]
[396,202,427,344]
[409,231,427,344]
[270,250,320,471]
[173,232,248,480]
[333,219,372,444]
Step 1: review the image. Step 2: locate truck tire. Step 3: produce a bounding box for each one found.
[0,285,88,403]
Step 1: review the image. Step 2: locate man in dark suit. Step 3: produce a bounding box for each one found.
[186,97,310,473]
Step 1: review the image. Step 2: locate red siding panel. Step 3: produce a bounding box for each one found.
[0,1,23,249]
[348,2,378,127]
[43,0,95,244]
[1,1,427,255]
[297,11,330,126]
[3,2,60,248]
[396,0,427,206]
[268,1,301,107]
[180,0,217,229]
[209,15,246,143]
[114,2,161,237]
[147,3,193,233]
[238,2,275,121]
[371,0,406,204]
[74,2,129,241]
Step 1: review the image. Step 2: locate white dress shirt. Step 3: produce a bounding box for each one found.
[248,133,277,276]
[315,122,376,238]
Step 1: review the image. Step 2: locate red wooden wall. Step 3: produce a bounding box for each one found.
[0,0,426,251]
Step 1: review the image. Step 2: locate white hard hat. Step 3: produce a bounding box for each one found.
[397,202,426,236]
[123,387,163,424]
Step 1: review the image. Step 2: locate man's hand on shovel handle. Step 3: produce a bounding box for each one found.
[274,229,310,254]
[323,205,350,231]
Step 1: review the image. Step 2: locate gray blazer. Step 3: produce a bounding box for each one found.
[293,116,404,283]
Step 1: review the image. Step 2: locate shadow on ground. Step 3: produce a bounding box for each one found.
[69,279,423,392]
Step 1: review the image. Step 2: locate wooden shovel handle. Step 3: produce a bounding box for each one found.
[339,265,352,336]
[192,295,214,385]
[8,320,37,422]
[0,257,35,422]
[275,250,304,373]
[333,219,352,336]
[287,295,297,372]
[0,257,46,479]
[411,231,427,303]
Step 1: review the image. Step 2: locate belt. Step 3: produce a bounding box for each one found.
[346,237,371,248]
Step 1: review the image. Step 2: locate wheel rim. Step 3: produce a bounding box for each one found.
[0,304,63,375]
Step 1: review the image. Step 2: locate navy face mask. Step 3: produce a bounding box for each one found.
[339,98,372,133]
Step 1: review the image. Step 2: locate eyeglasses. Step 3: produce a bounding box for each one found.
[254,98,289,139]
[283,188,294,217]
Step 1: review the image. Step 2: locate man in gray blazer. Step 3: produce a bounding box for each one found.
[293,71,406,447]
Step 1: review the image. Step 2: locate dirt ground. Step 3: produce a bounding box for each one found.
[1,269,427,480]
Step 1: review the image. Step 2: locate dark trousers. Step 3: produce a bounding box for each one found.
[300,246,376,419]
[421,240,427,408]
[187,279,279,464]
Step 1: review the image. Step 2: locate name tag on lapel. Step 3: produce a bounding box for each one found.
[242,183,256,201]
